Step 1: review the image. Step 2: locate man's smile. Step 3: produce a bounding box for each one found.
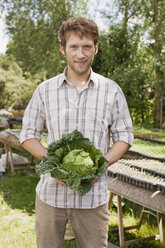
[74,60,87,65]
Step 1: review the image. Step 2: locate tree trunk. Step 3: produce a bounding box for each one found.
[153,0,163,128]
[123,0,129,30]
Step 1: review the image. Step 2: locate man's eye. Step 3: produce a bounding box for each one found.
[84,45,92,49]
[71,45,77,49]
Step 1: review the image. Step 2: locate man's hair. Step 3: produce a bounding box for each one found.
[60,17,99,47]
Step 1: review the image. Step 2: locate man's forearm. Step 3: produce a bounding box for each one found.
[104,140,130,168]
[21,138,47,160]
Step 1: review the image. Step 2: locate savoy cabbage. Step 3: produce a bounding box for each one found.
[35,130,108,196]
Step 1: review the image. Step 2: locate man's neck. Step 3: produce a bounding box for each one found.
[66,66,91,87]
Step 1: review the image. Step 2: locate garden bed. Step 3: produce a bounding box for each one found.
[108,160,165,193]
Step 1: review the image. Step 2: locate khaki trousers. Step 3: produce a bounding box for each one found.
[35,195,109,248]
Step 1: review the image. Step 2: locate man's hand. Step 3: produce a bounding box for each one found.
[55,178,67,186]
[91,178,99,184]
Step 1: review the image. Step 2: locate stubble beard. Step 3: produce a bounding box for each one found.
[68,58,93,76]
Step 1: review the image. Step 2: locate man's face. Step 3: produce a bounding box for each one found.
[60,32,98,76]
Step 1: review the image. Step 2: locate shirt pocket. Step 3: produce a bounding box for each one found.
[84,99,111,139]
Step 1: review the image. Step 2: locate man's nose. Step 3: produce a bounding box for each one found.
[76,48,85,58]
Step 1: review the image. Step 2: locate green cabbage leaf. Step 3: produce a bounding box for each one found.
[35,130,108,196]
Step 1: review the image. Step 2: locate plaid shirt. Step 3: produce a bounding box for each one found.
[20,69,133,208]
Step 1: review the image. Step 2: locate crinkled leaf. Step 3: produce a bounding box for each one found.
[35,158,55,175]
[61,149,96,176]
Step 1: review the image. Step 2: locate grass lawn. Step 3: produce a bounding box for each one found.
[133,127,165,142]
[0,170,38,248]
[0,170,165,248]
[108,199,165,248]
[0,170,78,248]
[130,139,165,158]
[128,127,165,159]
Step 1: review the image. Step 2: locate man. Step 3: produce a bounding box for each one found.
[20,17,133,248]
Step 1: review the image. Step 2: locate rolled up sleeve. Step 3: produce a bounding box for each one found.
[110,86,133,146]
[20,87,45,144]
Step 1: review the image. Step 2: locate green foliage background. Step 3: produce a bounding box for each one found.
[0,55,39,109]
[0,0,165,128]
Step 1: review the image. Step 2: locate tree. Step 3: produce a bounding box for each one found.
[117,0,165,128]
[0,0,88,79]
[0,54,38,109]
[94,0,165,128]
[93,26,155,126]
[152,0,165,128]
[115,0,141,30]
[93,24,140,76]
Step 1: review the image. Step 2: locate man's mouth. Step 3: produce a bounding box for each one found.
[75,60,87,65]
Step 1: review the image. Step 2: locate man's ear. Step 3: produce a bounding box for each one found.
[95,43,98,55]
[60,44,65,55]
